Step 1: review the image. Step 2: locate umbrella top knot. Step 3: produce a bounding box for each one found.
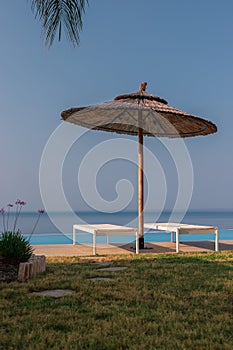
[140,82,147,92]
[114,82,168,104]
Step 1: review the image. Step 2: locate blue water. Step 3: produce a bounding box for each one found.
[2,210,233,245]
[26,229,233,245]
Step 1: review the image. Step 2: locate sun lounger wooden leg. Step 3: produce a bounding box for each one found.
[215,229,219,251]
[176,229,180,253]
[93,231,97,255]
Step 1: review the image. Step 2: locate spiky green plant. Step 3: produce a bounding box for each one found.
[0,231,33,265]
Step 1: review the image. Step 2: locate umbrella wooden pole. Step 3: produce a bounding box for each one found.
[138,126,144,249]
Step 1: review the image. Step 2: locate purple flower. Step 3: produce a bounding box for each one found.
[1,199,43,235]
[15,200,26,206]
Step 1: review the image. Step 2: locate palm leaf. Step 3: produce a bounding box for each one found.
[31,0,88,47]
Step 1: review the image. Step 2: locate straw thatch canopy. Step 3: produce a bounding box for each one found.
[61,82,217,138]
[61,82,217,249]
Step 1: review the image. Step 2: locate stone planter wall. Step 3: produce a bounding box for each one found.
[18,255,46,282]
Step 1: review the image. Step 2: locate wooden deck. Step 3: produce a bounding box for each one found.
[32,240,233,257]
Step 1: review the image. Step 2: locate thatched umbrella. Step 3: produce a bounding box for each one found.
[61,82,217,249]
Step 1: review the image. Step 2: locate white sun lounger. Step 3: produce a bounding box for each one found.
[73,224,139,255]
[144,223,219,253]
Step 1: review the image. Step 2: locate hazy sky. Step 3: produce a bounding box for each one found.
[0,0,233,212]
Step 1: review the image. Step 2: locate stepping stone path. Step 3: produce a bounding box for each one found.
[34,289,76,298]
[89,266,128,281]
[92,261,114,266]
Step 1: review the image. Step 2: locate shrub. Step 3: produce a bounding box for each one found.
[0,230,33,265]
[0,199,44,265]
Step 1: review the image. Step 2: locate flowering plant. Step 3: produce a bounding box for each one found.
[0,200,45,264]
[0,199,45,238]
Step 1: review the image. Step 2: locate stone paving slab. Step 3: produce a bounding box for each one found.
[92,261,114,266]
[34,289,76,298]
[32,240,233,257]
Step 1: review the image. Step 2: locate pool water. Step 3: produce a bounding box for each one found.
[25,229,233,245]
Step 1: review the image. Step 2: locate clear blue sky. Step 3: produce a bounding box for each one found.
[0,0,232,212]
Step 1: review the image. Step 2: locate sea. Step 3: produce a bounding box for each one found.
[2,210,233,245]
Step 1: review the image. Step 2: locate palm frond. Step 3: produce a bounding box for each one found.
[31,0,88,47]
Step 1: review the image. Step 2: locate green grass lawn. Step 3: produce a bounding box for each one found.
[1,251,233,350]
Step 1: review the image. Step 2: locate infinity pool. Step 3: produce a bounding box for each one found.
[25,229,233,245]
